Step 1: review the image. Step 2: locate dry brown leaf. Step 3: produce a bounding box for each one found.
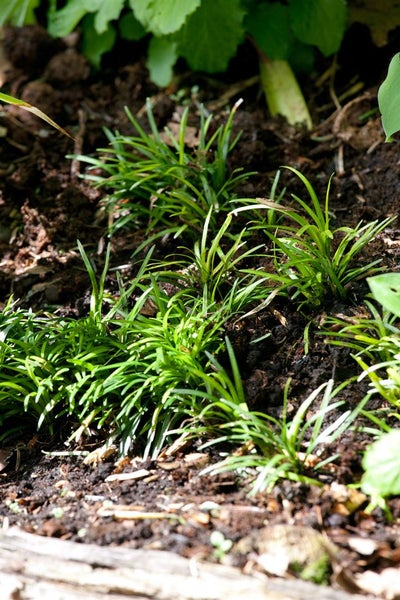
[348,536,379,556]
[105,468,151,482]
[348,0,400,46]
[83,444,117,467]
[0,448,12,471]
[183,452,210,468]
[0,37,12,88]
[159,122,200,148]
[356,567,400,599]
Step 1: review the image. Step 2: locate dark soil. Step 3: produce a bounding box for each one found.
[1,24,400,597]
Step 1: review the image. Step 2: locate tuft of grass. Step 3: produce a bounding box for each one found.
[233,167,394,307]
[197,377,368,493]
[2,106,390,497]
[0,224,268,455]
[76,99,252,240]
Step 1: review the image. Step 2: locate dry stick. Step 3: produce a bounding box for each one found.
[70,108,87,178]
[0,527,373,600]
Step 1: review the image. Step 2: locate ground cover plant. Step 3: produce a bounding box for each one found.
[0,97,396,502]
[2,12,400,598]
[78,98,249,239]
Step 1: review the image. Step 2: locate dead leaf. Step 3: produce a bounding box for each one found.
[0,38,12,88]
[183,452,210,468]
[159,122,200,148]
[356,567,400,599]
[105,468,151,482]
[349,0,400,46]
[348,536,379,556]
[0,448,12,471]
[83,444,117,467]
[98,504,179,521]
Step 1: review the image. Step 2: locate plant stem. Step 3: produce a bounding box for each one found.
[258,52,312,130]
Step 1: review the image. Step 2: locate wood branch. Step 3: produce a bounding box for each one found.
[0,527,372,600]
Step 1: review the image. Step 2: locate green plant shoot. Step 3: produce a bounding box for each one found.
[0,91,73,139]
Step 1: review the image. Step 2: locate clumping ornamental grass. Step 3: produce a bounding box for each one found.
[233,167,394,307]
[1,95,395,499]
[77,98,251,241]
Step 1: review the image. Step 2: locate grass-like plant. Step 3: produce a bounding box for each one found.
[234,168,394,307]
[154,209,267,307]
[78,99,251,240]
[325,274,400,410]
[197,377,367,492]
[0,221,268,455]
[0,91,72,138]
[322,274,400,514]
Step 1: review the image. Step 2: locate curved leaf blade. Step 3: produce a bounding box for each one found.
[378,53,400,141]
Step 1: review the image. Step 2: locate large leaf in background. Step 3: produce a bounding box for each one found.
[367,272,400,317]
[361,430,400,500]
[245,3,293,61]
[130,0,201,36]
[348,0,400,47]
[119,13,146,41]
[92,0,125,34]
[48,0,125,37]
[82,14,116,68]
[289,0,347,56]
[178,0,245,73]
[378,53,400,141]
[48,0,88,37]
[0,0,39,27]
[147,37,177,87]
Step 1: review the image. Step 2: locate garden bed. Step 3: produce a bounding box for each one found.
[1,24,400,599]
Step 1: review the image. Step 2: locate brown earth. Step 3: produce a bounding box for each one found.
[1,24,400,598]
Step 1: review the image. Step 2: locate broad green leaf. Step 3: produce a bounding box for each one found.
[367,272,400,317]
[289,0,347,56]
[245,3,293,61]
[177,0,245,73]
[119,13,146,41]
[82,14,116,68]
[0,91,73,139]
[361,430,400,498]
[147,37,177,87]
[47,0,87,37]
[91,0,125,34]
[288,40,315,74]
[129,0,201,36]
[378,53,400,141]
[48,0,123,37]
[0,0,39,26]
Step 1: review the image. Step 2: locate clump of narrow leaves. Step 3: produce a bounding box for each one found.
[234,168,393,307]
[79,99,250,241]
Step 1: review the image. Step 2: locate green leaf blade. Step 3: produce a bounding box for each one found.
[362,430,400,499]
[245,3,292,61]
[47,0,88,37]
[178,0,245,73]
[130,0,201,36]
[0,0,40,27]
[289,0,347,56]
[368,273,400,317]
[92,0,125,34]
[378,53,400,141]
[147,37,178,87]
